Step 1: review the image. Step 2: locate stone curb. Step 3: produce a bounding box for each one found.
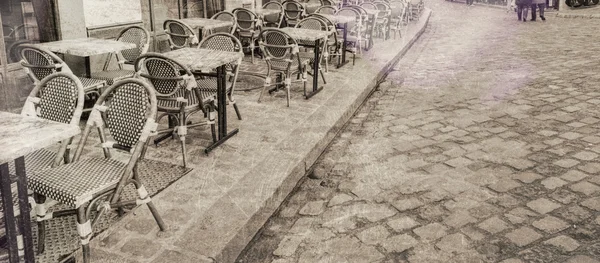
[556,12,600,18]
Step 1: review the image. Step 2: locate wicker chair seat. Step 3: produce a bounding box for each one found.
[9,148,56,176]
[91,69,136,85]
[156,88,212,112]
[28,158,125,207]
[195,77,234,95]
[238,31,256,38]
[79,77,108,93]
[269,57,310,72]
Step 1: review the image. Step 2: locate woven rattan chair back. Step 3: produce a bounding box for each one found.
[308,13,338,45]
[315,5,337,14]
[199,33,242,72]
[22,72,85,127]
[18,44,70,84]
[116,25,150,64]
[263,1,285,28]
[211,11,237,35]
[134,53,192,98]
[259,28,298,70]
[295,17,327,47]
[321,0,336,5]
[337,8,359,30]
[163,19,198,49]
[360,2,378,9]
[283,1,304,26]
[233,8,259,33]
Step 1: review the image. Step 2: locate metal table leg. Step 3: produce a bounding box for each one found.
[0,162,21,263]
[337,22,349,68]
[15,157,35,263]
[305,38,324,99]
[205,65,238,153]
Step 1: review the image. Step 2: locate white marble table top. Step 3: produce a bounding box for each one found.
[162,48,243,72]
[280,27,330,42]
[0,112,80,164]
[319,14,355,24]
[178,18,234,31]
[301,2,322,8]
[33,38,136,57]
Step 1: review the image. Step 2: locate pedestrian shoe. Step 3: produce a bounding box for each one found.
[541,16,546,20]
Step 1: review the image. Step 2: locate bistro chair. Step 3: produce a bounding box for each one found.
[18,44,107,104]
[389,1,408,39]
[373,2,391,38]
[410,0,424,20]
[135,53,217,167]
[337,7,361,64]
[361,2,378,9]
[295,17,330,78]
[283,0,305,27]
[233,8,261,63]
[29,78,166,263]
[347,5,370,48]
[17,72,84,173]
[91,25,150,86]
[322,0,337,5]
[305,0,324,14]
[197,33,243,120]
[257,28,310,107]
[163,19,199,50]
[315,5,338,14]
[263,1,285,28]
[309,13,341,69]
[211,11,237,35]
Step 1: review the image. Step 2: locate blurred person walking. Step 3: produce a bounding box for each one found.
[516,0,531,21]
[530,0,546,21]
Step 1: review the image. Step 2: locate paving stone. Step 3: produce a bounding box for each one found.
[356,225,389,245]
[488,179,522,193]
[527,198,561,214]
[413,223,448,241]
[387,216,420,232]
[444,210,477,228]
[500,259,524,263]
[289,217,315,235]
[120,238,161,258]
[581,136,600,144]
[580,197,600,211]
[561,170,589,182]
[505,227,542,247]
[380,234,418,253]
[559,132,582,140]
[512,172,543,184]
[532,215,569,234]
[435,233,470,253]
[445,157,474,168]
[273,235,305,257]
[328,193,354,207]
[544,138,564,146]
[541,177,568,190]
[392,197,425,212]
[570,181,600,196]
[538,130,558,137]
[478,216,510,234]
[554,159,580,168]
[299,200,327,216]
[572,151,599,161]
[579,163,600,174]
[543,235,580,252]
[566,255,600,263]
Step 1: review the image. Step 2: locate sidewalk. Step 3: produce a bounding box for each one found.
[62,9,436,263]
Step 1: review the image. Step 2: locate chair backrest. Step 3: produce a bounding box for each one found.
[72,78,158,202]
[258,28,299,70]
[360,2,378,9]
[263,1,285,27]
[233,8,259,33]
[211,11,237,35]
[296,17,327,31]
[134,53,195,98]
[22,72,85,126]
[390,1,406,19]
[18,44,72,84]
[308,14,338,45]
[163,19,198,50]
[373,1,391,17]
[315,5,337,14]
[321,0,336,5]
[283,1,305,25]
[198,33,243,93]
[336,7,360,31]
[116,25,151,64]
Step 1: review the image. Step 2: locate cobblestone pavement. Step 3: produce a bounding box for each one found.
[237,2,600,263]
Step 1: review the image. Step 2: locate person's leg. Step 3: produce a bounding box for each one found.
[539,3,546,19]
[517,4,523,20]
[523,5,529,21]
[531,4,537,20]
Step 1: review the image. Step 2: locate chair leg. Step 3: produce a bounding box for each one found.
[34,193,46,254]
[320,68,327,84]
[258,76,271,103]
[76,206,91,263]
[286,75,292,107]
[231,96,242,120]
[302,66,307,98]
[250,41,255,64]
[209,103,217,142]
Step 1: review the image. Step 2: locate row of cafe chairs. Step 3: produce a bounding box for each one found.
[11,30,244,262]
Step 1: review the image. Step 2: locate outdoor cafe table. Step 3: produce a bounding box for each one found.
[0,111,80,263]
[279,27,330,99]
[177,18,233,42]
[301,2,322,14]
[161,48,243,153]
[32,38,136,77]
[318,14,355,68]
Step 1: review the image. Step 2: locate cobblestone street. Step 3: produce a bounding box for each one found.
[237,2,600,263]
